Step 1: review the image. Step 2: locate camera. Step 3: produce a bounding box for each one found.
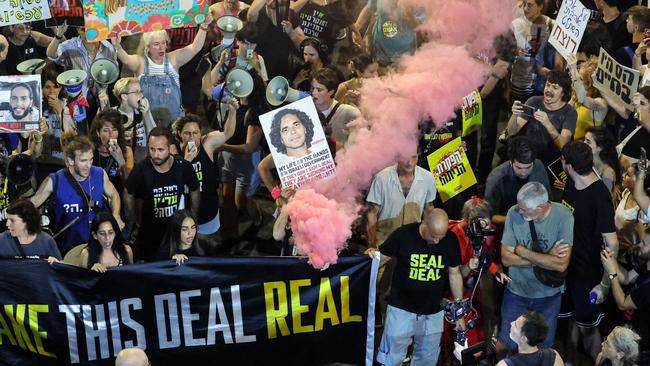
[466,218,495,253]
[443,298,477,344]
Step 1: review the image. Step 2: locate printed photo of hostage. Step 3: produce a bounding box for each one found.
[270,108,315,161]
[0,75,42,131]
[260,98,335,189]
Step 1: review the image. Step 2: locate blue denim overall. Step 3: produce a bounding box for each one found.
[140,56,184,126]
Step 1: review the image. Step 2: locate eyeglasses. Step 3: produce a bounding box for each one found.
[125,90,143,95]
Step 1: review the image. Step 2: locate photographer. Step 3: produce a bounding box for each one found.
[601,225,650,364]
[445,197,507,353]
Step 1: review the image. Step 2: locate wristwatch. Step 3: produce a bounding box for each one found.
[608,273,617,280]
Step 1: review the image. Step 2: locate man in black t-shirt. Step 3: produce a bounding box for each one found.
[125,127,200,261]
[559,141,619,362]
[366,207,464,366]
[602,224,650,363]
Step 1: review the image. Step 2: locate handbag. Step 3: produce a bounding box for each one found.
[529,221,567,288]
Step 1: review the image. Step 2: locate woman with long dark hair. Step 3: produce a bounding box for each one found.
[159,210,208,264]
[584,126,621,197]
[90,109,134,203]
[80,211,133,272]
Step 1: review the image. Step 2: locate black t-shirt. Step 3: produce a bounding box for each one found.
[380,223,461,314]
[520,97,577,165]
[561,179,615,282]
[298,2,343,48]
[191,145,219,224]
[93,149,123,196]
[631,270,650,352]
[602,13,632,53]
[5,37,46,76]
[225,105,250,146]
[126,158,199,261]
[254,9,301,79]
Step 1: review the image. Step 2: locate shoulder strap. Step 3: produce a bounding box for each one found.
[62,169,91,213]
[324,102,342,125]
[144,56,150,74]
[11,235,27,259]
[528,220,544,252]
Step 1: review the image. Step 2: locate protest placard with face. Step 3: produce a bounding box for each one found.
[260,97,335,189]
[0,75,41,131]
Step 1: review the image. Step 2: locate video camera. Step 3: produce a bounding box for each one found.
[443,298,477,344]
[466,218,495,254]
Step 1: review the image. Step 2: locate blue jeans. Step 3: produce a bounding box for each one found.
[376,305,443,366]
[498,288,562,350]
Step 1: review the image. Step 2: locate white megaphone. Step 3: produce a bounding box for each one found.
[90,58,119,86]
[225,69,253,98]
[57,69,87,98]
[217,15,243,45]
[265,76,303,106]
[16,59,46,74]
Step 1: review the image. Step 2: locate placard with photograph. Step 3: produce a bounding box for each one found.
[0,75,42,131]
[259,98,336,189]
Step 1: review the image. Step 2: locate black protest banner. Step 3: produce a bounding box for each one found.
[0,256,377,365]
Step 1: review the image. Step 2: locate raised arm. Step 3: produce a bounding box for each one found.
[31,30,54,47]
[112,35,143,74]
[634,169,650,215]
[247,0,266,23]
[169,13,213,68]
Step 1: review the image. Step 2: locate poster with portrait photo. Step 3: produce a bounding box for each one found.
[260,97,336,189]
[0,75,41,131]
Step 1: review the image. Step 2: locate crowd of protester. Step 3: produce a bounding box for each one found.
[1,0,650,365]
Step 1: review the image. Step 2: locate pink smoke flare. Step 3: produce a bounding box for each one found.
[286,0,516,269]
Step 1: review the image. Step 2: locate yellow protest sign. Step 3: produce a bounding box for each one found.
[461,90,482,137]
[427,137,477,202]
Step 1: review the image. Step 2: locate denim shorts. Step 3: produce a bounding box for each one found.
[498,288,562,350]
[376,305,444,366]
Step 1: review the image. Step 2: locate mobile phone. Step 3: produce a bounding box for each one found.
[640,147,648,172]
[188,141,196,151]
[109,138,117,147]
[246,49,254,59]
[520,104,536,117]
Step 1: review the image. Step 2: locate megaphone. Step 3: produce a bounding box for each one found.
[16,59,46,75]
[217,16,243,45]
[225,69,253,98]
[0,154,35,186]
[90,58,119,86]
[265,76,303,106]
[57,69,87,98]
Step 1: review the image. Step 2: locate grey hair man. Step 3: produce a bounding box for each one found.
[496,181,574,357]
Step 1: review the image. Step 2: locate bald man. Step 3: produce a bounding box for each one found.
[115,347,149,366]
[366,207,464,366]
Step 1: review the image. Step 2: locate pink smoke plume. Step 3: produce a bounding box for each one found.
[286,0,516,269]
